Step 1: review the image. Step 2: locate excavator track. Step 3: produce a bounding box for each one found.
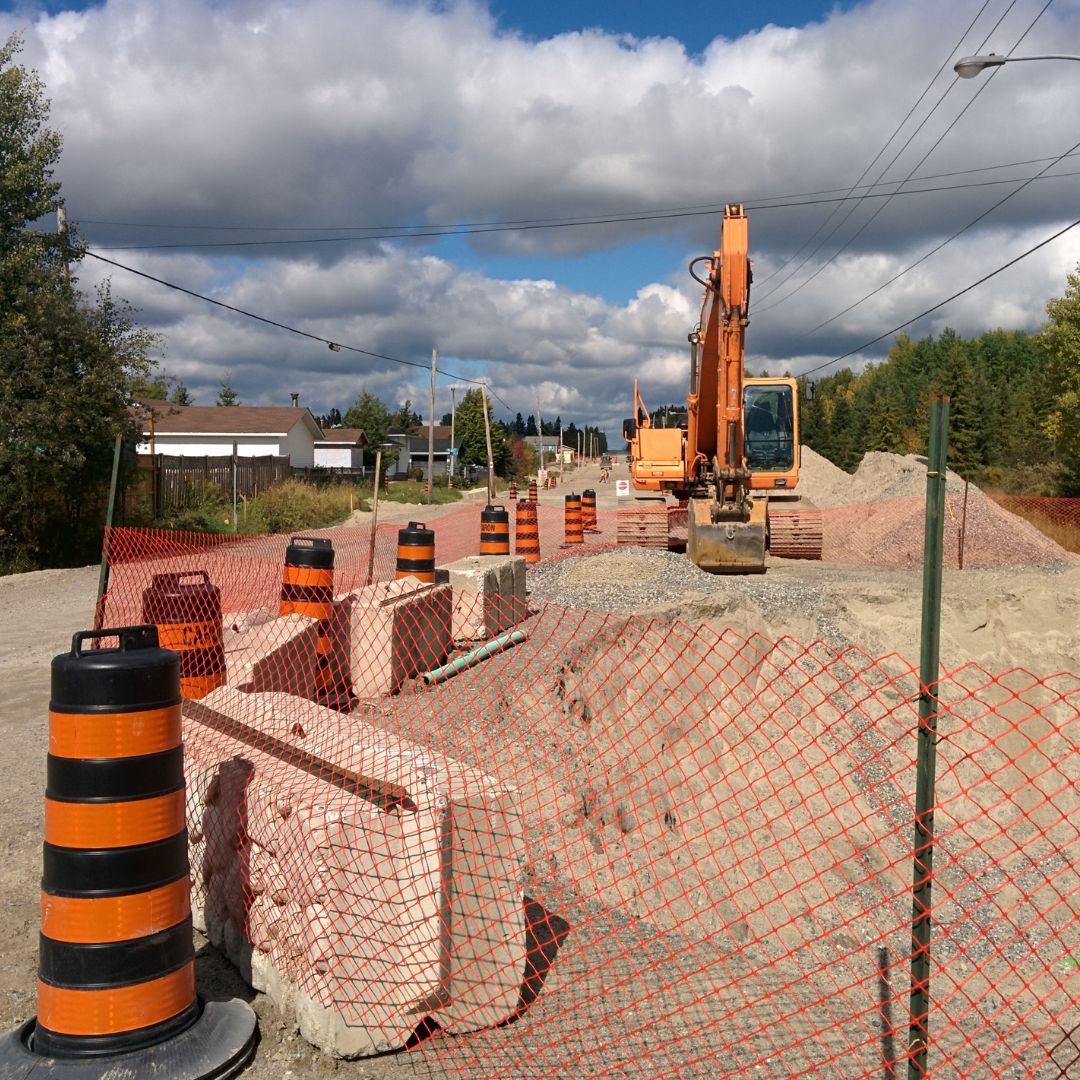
[768,508,823,561]
[616,505,670,548]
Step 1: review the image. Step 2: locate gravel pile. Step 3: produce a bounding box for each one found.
[801,446,970,509]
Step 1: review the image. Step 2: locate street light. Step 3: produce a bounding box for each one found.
[954,52,1080,78]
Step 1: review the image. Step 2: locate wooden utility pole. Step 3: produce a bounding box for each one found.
[481,382,495,503]
[536,395,544,479]
[449,387,457,487]
[428,348,436,504]
[366,449,382,586]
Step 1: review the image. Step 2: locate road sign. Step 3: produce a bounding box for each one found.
[615,480,629,497]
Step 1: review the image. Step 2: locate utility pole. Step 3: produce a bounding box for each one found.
[449,386,456,487]
[481,382,495,503]
[427,347,436,504]
[536,395,544,480]
[559,420,563,479]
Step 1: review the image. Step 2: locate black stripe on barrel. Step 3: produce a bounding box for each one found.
[528,481,538,502]
[508,480,518,501]
[515,501,541,564]
[480,505,511,556]
[141,572,225,701]
[396,521,435,582]
[35,625,198,1059]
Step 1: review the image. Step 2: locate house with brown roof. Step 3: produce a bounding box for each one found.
[313,427,368,470]
[132,401,325,468]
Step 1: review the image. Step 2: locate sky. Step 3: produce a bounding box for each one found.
[3,0,1080,443]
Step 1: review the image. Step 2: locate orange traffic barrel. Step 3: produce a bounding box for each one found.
[279,537,349,710]
[515,501,540,564]
[141,571,225,701]
[528,481,538,502]
[396,522,435,582]
[2,625,257,1074]
[279,536,333,618]
[564,493,584,545]
[551,474,558,489]
[480,505,511,556]
[508,480,517,501]
[382,471,390,492]
[582,489,598,531]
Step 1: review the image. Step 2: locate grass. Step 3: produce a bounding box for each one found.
[150,479,369,536]
[375,480,465,506]
[989,496,1080,555]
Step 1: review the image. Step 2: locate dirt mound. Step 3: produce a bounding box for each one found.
[797,448,1074,568]
[800,447,969,509]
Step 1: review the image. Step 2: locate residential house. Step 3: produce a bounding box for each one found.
[132,400,324,468]
[386,425,462,481]
[313,428,367,470]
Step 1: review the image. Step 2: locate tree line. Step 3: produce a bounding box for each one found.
[799,316,1078,496]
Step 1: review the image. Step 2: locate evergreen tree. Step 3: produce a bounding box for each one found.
[1036,265,1080,493]
[216,373,240,406]
[170,381,193,406]
[0,36,157,570]
[524,414,538,437]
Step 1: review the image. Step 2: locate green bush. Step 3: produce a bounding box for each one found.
[240,480,366,534]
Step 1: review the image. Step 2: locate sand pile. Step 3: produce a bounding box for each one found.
[797,447,1074,568]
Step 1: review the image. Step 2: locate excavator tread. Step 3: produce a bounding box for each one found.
[768,508,823,560]
[616,506,670,548]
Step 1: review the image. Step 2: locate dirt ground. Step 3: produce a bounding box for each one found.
[0,459,1075,1077]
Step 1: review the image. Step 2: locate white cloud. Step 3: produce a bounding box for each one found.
[7,0,1080,439]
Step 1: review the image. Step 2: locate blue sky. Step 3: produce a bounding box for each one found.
[3,0,1078,438]
[490,1,853,53]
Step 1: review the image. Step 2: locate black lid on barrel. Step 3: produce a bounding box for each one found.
[51,626,180,712]
[481,504,509,523]
[142,570,221,623]
[285,535,334,568]
[398,521,434,545]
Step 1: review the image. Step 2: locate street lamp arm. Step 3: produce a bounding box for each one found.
[955,52,1080,77]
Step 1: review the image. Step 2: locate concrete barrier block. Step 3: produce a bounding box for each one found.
[223,612,321,695]
[346,579,452,696]
[181,689,525,1058]
[441,554,528,641]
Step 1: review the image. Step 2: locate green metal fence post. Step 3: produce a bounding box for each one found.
[908,394,949,1078]
[93,433,123,631]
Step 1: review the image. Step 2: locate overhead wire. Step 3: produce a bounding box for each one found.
[754,0,1056,316]
[82,249,515,411]
[798,134,1080,337]
[753,0,1028,311]
[75,147,1078,236]
[75,163,1080,251]
[795,213,1080,378]
[751,0,999,293]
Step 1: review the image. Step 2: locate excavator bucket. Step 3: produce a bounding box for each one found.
[686,497,766,574]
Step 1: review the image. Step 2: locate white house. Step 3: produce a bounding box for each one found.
[133,401,324,468]
[313,428,367,470]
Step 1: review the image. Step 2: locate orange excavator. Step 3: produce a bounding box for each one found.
[623,203,821,572]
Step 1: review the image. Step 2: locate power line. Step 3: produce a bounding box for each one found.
[754,0,1031,311]
[76,148,1079,235]
[796,213,1080,379]
[800,133,1080,337]
[77,165,1080,252]
[82,249,514,410]
[753,0,999,295]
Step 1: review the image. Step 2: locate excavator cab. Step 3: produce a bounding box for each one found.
[743,379,798,487]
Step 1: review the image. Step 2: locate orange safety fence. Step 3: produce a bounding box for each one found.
[95,515,1079,1078]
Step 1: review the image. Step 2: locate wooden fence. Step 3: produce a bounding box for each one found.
[132,454,291,515]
